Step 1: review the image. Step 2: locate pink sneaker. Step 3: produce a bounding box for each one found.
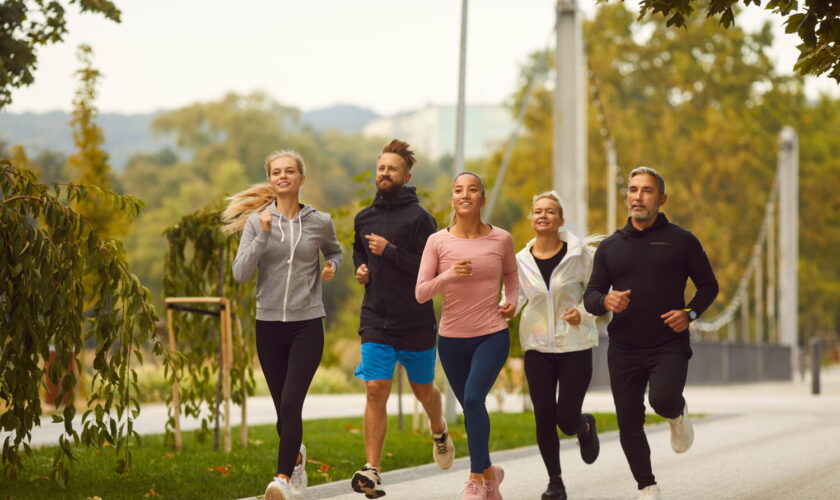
[484,465,505,500]
[461,478,487,500]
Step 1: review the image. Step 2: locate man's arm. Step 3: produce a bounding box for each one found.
[380,210,437,275]
[684,232,719,318]
[583,242,611,316]
[352,215,368,271]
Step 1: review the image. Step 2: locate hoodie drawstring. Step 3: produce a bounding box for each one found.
[281,210,303,321]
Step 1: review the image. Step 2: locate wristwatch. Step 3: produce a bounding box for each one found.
[684,308,698,321]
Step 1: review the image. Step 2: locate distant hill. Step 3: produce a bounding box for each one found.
[301,104,379,134]
[0,104,379,170]
[0,111,173,171]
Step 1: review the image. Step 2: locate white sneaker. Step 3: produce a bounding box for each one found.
[430,419,455,469]
[289,443,307,498]
[668,403,694,453]
[265,476,292,500]
[639,484,661,500]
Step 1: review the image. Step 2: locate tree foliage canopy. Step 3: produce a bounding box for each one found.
[0,0,121,109]
[632,0,840,82]
[0,162,163,486]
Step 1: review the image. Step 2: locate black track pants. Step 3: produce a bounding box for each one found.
[256,318,324,476]
[608,338,691,489]
[524,348,592,478]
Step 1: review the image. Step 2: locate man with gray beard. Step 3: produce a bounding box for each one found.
[584,167,719,500]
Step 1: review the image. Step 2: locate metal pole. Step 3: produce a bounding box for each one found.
[554,0,588,235]
[778,127,799,377]
[767,200,777,342]
[811,338,821,395]
[754,246,763,343]
[606,138,618,234]
[454,0,468,175]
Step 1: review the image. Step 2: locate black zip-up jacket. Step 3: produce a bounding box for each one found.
[584,213,718,349]
[353,186,437,350]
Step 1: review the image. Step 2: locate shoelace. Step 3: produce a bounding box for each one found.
[434,433,449,454]
[463,480,481,494]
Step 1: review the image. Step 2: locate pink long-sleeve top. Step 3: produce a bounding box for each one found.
[415,225,519,338]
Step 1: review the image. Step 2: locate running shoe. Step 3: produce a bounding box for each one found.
[668,403,694,453]
[265,476,292,500]
[289,443,307,499]
[577,413,600,464]
[484,464,504,500]
[430,420,455,469]
[351,464,385,498]
[461,478,487,500]
[639,484,661,500]
[541,475,567,500]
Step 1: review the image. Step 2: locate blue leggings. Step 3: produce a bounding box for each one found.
[438,329,510,473]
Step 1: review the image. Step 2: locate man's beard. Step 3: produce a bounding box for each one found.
[376,179,404,198]
[629,206,655,222]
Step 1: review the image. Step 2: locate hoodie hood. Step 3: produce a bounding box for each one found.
[372,185,421,209]
[618,212,669,238]
[268,202,316,221]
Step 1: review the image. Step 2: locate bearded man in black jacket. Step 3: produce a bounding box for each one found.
[349,139,454,499]
[584,166,718,500]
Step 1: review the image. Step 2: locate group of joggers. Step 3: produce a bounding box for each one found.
[223,138,719,500]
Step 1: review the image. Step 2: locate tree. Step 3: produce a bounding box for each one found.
[0,161,163,486]
[490,2,840,341]
[0,0,121,109]
[633,0,840,82]
[66,44,124,238]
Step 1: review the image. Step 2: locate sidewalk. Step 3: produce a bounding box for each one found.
[274,367,840,499]
[13,368,840,499]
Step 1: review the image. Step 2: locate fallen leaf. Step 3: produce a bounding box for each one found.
[206,465,232,477]
[307,458,332,472]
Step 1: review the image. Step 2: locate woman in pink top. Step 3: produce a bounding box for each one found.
[416,172,519,500]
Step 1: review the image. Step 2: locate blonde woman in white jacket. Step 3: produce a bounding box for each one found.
[514,191,601,500]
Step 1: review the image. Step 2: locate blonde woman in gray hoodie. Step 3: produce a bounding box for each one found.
[225,150,343,500]
[513,191,602,500]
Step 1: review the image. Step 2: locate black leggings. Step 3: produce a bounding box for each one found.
[608,339,691,489]
[524,348,592,478]
[256,318,324,476]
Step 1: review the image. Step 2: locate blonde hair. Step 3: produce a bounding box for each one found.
[221,183,277,234]
[264,150,306,178]
[531,190,565,218]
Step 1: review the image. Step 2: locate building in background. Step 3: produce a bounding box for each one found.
[362,104,514,160]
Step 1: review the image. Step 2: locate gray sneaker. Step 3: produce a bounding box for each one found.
[351,464,385,498]
[265,476,292,500]
[289,443,307,498]
[639,484,661,500]
[430,420,455,469]
[668,403,694,453]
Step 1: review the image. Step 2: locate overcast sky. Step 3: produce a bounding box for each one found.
[6,0,838,116]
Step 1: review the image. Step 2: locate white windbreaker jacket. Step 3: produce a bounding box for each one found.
[515,230,599,353]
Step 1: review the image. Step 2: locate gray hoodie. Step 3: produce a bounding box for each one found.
[232,203,343,322]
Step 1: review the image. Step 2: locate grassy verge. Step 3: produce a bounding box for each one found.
[2,412,665,499]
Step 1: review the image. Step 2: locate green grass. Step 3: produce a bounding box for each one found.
[1,412,665,499]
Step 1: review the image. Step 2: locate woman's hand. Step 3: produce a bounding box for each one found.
[498,302,515,319]
[259,210,273,232]
[452,259,472,278]
[321,260,336,282]
[562,308,581,326]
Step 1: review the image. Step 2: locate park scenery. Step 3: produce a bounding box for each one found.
[2,1,839,499]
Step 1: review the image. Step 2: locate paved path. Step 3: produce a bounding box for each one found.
[13,368,840,499]
[295,369,840,499]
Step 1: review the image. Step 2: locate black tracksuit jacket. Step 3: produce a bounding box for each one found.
[353,186,438,350]
[584,213,719,349]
